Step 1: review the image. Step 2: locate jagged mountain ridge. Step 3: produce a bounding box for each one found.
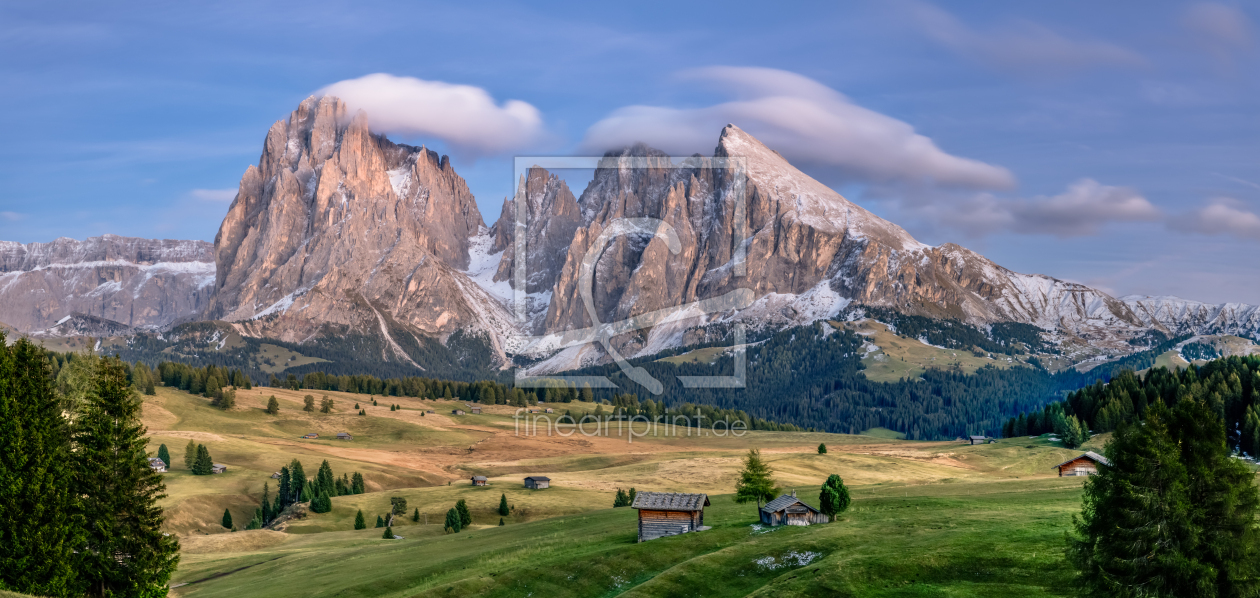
[4,100,1256,378]
[487,125,1257,373]
[0,234,214,332]
[203,96,513,367]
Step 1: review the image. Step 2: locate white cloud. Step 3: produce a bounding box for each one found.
[189,188,236,202]
[1171,198,1260,241]
[318,73,545,156]
[1182,3,1255,64]
[906,1,1145,76]
[581,66,1014,190]
[0,211,24,222]
[930,179,1161,237]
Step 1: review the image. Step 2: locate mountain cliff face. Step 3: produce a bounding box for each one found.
[487,126,1256,373]
[0,235,213,332]
[202,96,512,366]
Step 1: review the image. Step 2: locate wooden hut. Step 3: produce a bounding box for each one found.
[302,433,318,439]
[211,464,228,474]
[147,457,167,473]
[1053,451,1110,477]
[452,409,466,416]
[524,476,550,489]
[631,492,710,542]
[968,435,995,445]
[760,491,828,526]
[470,475,488,486]
[336,432,353,440]
[471,406,482,414]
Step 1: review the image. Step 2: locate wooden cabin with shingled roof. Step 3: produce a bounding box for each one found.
[760,491,828,526]
[631,492,710,542]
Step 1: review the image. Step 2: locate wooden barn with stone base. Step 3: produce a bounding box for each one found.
[631,492,710,542]
[1054,451,1110,477]
[524,476,550,489]
[760,491,829,526]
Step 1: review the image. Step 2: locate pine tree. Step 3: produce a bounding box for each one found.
[0,337,80,596]
[354,510,366,530]
[351,471,366,494]
[382,526,394,539]
[317,460,335,496]
[613,488,629,507]
[376,515,384,528]
[817,443,827,454]
[499,517,505,526]
[184,438,196,469]
[261,482,272,524]
[320,396,333,413]
[734,448,779,508]
[72,357,180,596]
[413,508,420,522]
[290,460,306,502]
[444,508,461,533]
[456,499,472,527]
[222,508,233,529]
[819,474,850,522]
[192,444,213,475]
[499,493,509,516]
[628,487,637,505]
[157,443,171,468]
[1068,399,1260,596]
[278,466,292,508]
[266,396,279,415]
[303,395,315,412]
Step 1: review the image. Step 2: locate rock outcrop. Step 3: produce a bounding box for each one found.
[0,234,213,332]
[491,126,1256,373]
[202,96,512,365]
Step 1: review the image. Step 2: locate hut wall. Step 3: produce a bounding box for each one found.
[638,509,696,542]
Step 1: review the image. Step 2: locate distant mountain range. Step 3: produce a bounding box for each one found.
[2,96,1257,378]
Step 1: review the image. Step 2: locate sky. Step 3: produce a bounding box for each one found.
[1,1,1258,304]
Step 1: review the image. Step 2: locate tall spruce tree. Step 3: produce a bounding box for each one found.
[72,357,180,596]
[734,448,779,508]
[156,443,171,468]
[265,396,279,415]
[0,337,80,596]
[289,460,306,503]
[456,499,472,528]
[499,493,509,517]
[444,508,461,533]
[278,466,292,508]
[354,510,366,530]
[183,439,196,470]
[351,471,365,494]
[317,460,335,497]
[1069,399,1260,597]
[192,444,213,475]
[221,509,233,529]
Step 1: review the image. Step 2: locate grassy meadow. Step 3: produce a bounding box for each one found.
[140,383,1113,596]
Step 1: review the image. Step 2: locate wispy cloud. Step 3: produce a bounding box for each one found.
[905,1,1145,76]
[582,66,1014,190]
[1182,2,1255,65]
[928,179,1161,237]
[188,188,236,202]
[1170,198,1260,241]
[0,211,25,222]
[318,73,546,157]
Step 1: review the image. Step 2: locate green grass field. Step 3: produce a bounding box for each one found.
[131,380,1118,597]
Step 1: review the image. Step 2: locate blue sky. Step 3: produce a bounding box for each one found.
[1,1,1257,304]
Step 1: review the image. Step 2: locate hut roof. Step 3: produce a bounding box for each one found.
[524,476,551,481]
[471,475,488,482]
[761,494,821,514]
[631,492,709,511]
[969,435,987,440]
[1053,451,1111,469]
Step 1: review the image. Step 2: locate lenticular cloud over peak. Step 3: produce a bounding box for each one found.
[318,73,545,156]
[581,66,1015,190]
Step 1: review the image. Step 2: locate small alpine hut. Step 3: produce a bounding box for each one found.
[968,435,995,445]
[760,491,828,526]
[471,406,482,414]
[524,476,550,489]
[1054,451,1110,477]
[452,409,466,416]
[147,458,167,473]
[631,492,710,542]
[470,475,488,486]
[336,432,353,441]
[210,464,228,474]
